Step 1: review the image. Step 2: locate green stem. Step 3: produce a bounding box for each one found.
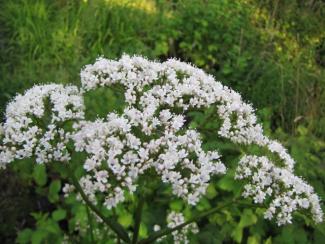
[66,163,131,243]
[138,200,236,244]
[132,196,145,244]
[86,206,95,243]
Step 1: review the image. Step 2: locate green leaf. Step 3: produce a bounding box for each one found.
[239,209,257,228]
[206,184,217,199]
[197,225,223,244]
[232,209,257,243]
[33,164,47,186]
[217,174,240,193]
[292,227,308,243]
[232,226,243,243]
[314,229,325,244]
[248,235,260,244]
[31,212,48,222]
[42,219,61,234]
[118,212,133,228]
[31,230,47,244]
[274,225,295,244]
[196,197,211,211]
[48,180,61,203]
[139,223,148,238]
[265,237,272,244]
[17,229,33,244]
[169,199,183,211]
[52,209,66,221]
[208,213,225,225]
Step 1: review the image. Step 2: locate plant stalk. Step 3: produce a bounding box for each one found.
[132,196,145,244]
[66,163,131,243]
[86,205,95,243]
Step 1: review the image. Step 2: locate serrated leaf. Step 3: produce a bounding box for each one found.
[239,209,257,228]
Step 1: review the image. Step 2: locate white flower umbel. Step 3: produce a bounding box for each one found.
[71,114,143,208]
[80,55,295,170]
[1,55,323,226]
[78,55,323,224]
[235,155,323,225]
[71,112,225,207]
[0,84,84,167]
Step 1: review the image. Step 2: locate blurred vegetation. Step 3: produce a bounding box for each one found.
[0,0,325,243]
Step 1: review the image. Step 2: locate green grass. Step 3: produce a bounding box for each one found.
[1,0,325,136]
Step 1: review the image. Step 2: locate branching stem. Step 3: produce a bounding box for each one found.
[132,196,145,244]
[65,162,131,243]
[86,205,95,243]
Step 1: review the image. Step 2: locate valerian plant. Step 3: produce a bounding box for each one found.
[0,55,323,243]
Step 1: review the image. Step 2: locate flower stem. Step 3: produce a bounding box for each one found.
[66,163,131,243]
[86,205,95,243]
[132,196,145,244]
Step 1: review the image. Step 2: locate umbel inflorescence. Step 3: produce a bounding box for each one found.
[0,55,323,231]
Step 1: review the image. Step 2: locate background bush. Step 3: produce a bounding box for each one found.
[0,0,325,243]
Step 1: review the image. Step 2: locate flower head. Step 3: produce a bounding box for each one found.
[1,55,322,226]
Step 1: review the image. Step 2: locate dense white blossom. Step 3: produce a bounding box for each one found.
[71,115,144,208]
[235,155,323,225]
[80,55,295,170]
[0,55,323,227]
[69,113,225,208]
[0,84,84,167]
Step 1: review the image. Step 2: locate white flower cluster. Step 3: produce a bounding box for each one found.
[71,114,145,208]
[70,111,225,208]
[0,55,323,226]
[165,211,198,244]
[80,55,295,170]
[77,56,230,207]
[0,84,84,168]
[235,155,323,225]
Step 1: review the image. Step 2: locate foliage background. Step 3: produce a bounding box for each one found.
[0,0,325,243]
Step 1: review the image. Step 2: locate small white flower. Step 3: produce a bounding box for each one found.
[153,225,161,232]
